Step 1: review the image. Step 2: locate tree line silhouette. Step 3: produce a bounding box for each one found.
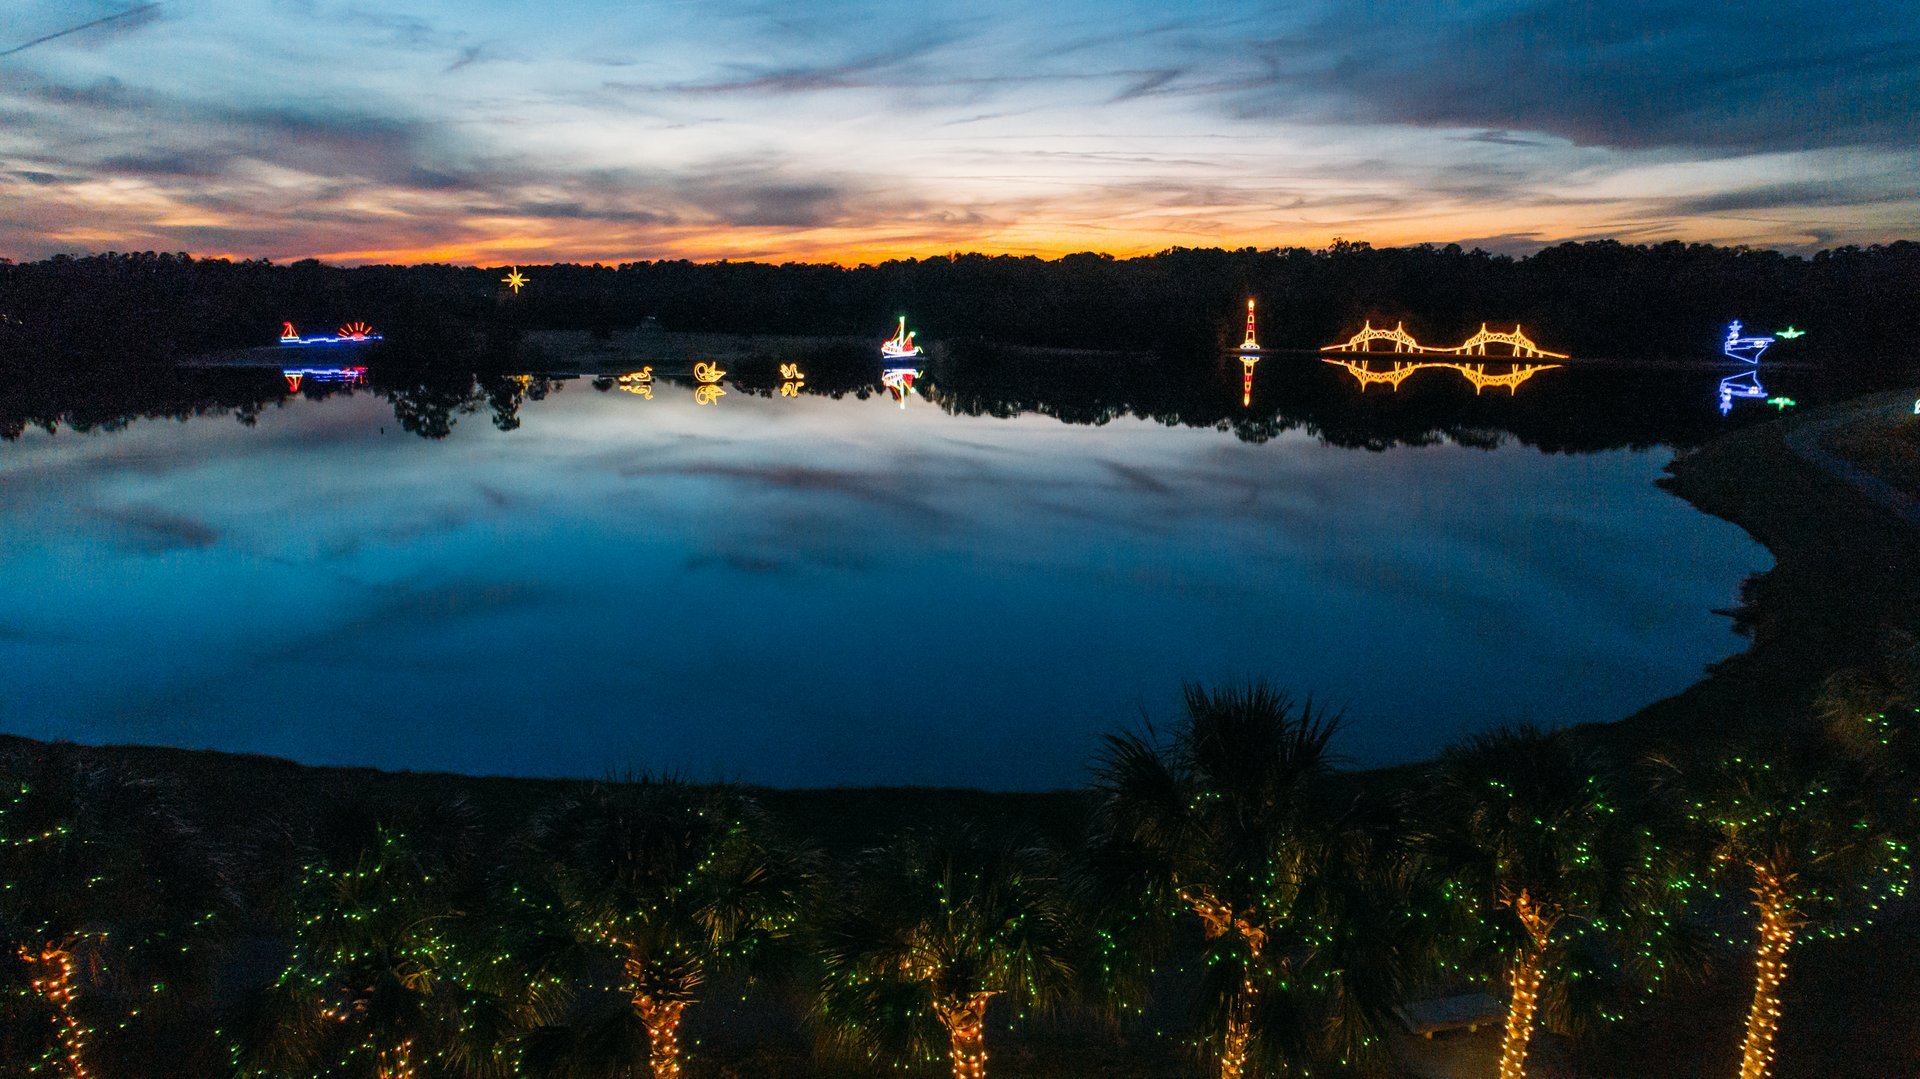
[2,646,1914,1079]
[3,241,1918,371]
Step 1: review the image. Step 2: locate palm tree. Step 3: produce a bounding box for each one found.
[245,825,515,1079]
[1663,747,1912,1079]
[817,827,1078,1079]
[1085,682,1403,1079]
[519,781,809,1079]
[1430,727,1671,1079]
[0,748,227,1079]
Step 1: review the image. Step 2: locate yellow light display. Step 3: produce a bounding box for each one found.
[1322,358,1560,394]
[1496,888,1555,1079]
[502,267,528,294]
[1739,866,1797,1079]
[1322,321,1568,359]
[933,992,993,1079]
[780,380,804,396]
[632,990,687,1079]
[779,363,805,379]
[20,945,92,1079]
[1240,356,1257,407]
[1179,886,1266,1079]
[617,368,654,398]
[694,384,725,405]
[693,361,725,384]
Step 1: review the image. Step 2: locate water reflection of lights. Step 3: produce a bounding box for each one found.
[1718,370,1767,416]
[617,368,654,398]
[779,362,806,397]
[694,384,725,405]
[881,368,921,409]
[1240,356,1257,407]
[693,361,726,384]
[1322,321,1567,359]
[1322,359,1560,394]
[282,366,367,393]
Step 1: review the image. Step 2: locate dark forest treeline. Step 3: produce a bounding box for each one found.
[2,240,1918,370]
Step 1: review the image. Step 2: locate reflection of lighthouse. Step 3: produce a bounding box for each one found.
[1240,358,1257,407]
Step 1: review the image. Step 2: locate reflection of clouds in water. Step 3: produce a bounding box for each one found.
[89,504,220,554]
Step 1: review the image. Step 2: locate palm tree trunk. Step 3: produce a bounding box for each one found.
[19,945,91,1079]
[1497,938,1548,1079]
[633,993,688,1079]
[934,992,993,1079]
[376,1038,415,1079]
[1738,868,1798,1079]
[1219,978,1258,1079]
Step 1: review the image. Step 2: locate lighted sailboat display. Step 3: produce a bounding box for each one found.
[280,321,383,346]
[881,316,924,359]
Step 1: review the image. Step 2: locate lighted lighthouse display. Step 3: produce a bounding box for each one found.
[1239,298,1260,406]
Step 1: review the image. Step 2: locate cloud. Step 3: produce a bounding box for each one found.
[1229,0,1920,153]
[0,2,163,58]
[90,505,219,553]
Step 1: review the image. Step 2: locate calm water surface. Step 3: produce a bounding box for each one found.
[0,360,1772,787]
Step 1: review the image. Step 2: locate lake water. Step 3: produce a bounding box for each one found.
[0,348,1784,787]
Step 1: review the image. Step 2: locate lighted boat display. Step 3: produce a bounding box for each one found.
[280,321,383,346]
[881,316,924,359]
[1722,321,1773,363]
[880,367,921,409]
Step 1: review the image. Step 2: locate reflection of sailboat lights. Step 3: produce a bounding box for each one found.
[882,316,924,359]
[1723,321,1773,363]
[881,367,921,409]
[1718,369,1766,416]
[1321,358,1559,394]
[282,366,367,393]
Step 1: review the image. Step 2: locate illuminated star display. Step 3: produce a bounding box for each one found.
[503,267,529,294]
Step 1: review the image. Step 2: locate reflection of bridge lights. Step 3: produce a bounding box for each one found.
[1322,359,1559,394]
[694,384,725,405]
[693,361,725,384]
[1322,321,1567,359]
[1723,321,1773,363]
[881,367,921,409]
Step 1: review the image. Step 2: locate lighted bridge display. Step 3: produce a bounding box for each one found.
[1321,321,1568,359]
[1322,358,1562,395]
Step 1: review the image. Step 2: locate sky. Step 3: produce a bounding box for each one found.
[1,0,1916,265]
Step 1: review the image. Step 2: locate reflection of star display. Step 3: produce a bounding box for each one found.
[503,267,528,293]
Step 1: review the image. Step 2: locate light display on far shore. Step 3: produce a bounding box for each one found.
[1322,358,1560,394]
[1776,326,1805,339]
[502,267,528,294]
[779,363,806,397]
[1240,299,1260,352]
[617,368,654,398]
[1723,321,1774,363]
[279,321,382,346]
[693,361,725,384]
[882,316,924,359]
[1322,321,1568,359]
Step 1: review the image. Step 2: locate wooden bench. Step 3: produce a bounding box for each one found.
[1394,992,1505,1039]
